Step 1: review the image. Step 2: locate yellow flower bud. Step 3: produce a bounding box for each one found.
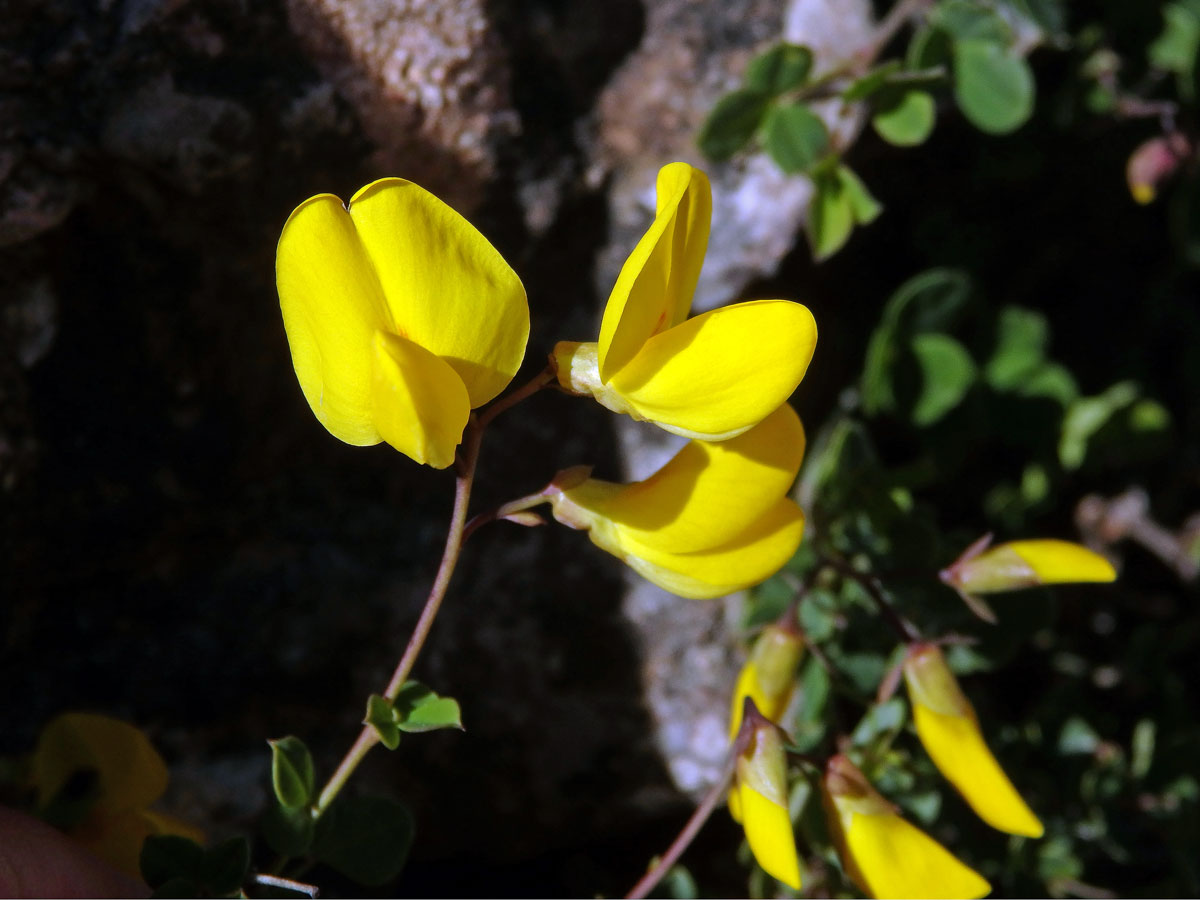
[733,713,802,890]
[547,403,806,599]
[276,179,529,467]
[553,163,817,441]
[729,624,805,740]
[940,537,1116,621]
[903,644,1043,837]
[821,754,990,900]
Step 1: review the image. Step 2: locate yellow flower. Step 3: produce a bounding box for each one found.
[31,713,203,879]
[277,178,529,468]
[903,643,1043,838]
[553,163,818,441]
[547,403,806,599]
[940,536,1116,622]
[733,708,803,890]
[821,754,990,900]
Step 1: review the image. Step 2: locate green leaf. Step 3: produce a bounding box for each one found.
[1058,716,1101,755]
[697,88,771,162]
[269,736,315,810]
[910,332,977,425]
[313,795,416,887]
[762,103,830,174]
[1059,381,1140,469]
[746,43,813,96]
[393,681,464,733]
[861,268,974,416]
[1150,3,1200,81]
[201,837,251,896]
[908,25,953,71]
[365,694,402,750]
[839,165,882,224]
[872,89,936,147]
[662,864,699,899]
[843,60,903,101]
[985,306,1049,390]
[141,835,206,889]
[807,171,854,260]
[934,1,1014,43]
[1021,362,1079,405]
[261,801,316,858]
[953,39,1035,134]
[851,697,908,746]
[1003,0,1066,35]
[1131,719,1156,779]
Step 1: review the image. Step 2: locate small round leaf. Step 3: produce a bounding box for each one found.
[872,89,936,146]
[269,736,314,810]
[953,40,1035,134]
[697,89,771,162]
[762,103,830,174]
[746,43,814,96]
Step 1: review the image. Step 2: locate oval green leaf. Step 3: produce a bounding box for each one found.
[762,102,830,174]
[746,43,813,96]
[911,332,977,425]
[269,735,314,810]
[313,795,416,887]
[953,39,1035,134]
[872,89,936,146]
[697,88,771,162]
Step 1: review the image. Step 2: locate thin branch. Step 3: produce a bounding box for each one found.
[251,873,320,898]
[823,557,921,643]
[624,741,743,900]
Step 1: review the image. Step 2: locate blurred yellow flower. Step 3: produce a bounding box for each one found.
[732,707,802,890]
[940,536,1116,622]
[822,754,990,900]
[547,403,806,599]
[31,713,202,879]
[277,179,529,468]
[903,643,1043,838]
[553,163,817,441]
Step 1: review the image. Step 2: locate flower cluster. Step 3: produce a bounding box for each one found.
[723,539,1116,897]
[277,162,816,599]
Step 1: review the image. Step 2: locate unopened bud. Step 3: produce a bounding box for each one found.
[1127,133,1190,205]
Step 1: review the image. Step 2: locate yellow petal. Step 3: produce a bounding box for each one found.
[617,498,805,599]
[32,713,168,815]
[348,179,529,406]
[739,782,802,889]
[277,193,391,446]
[590,404,805,553]
[608,300,818,440]
[836,808,991,899]
[1006,540,1116,585]
[911,703,1043,837]
[371,331,471,469]
[598,163,711,380]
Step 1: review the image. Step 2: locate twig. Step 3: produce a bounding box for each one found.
[312,366,553,818]
[252,873,320,897]
[624,721,751,900]
[823,557,921,643]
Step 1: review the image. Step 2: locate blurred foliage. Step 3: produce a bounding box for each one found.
[721,2,1200,895]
